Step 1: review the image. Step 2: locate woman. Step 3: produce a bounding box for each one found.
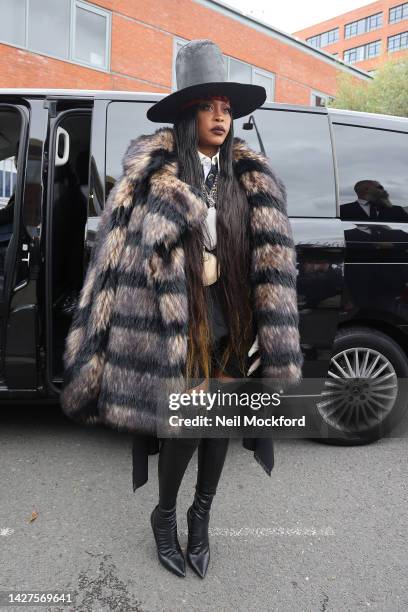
[60,40,303,579]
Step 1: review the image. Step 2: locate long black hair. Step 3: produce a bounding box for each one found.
[173,102,253,381]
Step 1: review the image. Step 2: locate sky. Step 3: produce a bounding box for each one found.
[225,0,372,33]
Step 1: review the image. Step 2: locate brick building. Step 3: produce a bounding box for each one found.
[0,0,370,108]
[293,0,408,76]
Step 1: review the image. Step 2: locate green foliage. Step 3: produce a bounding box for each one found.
[327,57,408,117]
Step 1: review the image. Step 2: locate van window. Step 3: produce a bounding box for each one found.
[106,102,164,197]
[333,124,408,222]
[106,103,336,218]
[0,108,21,296]
[234,109,336,217]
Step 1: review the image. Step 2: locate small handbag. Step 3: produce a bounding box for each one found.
[202,249,220,286]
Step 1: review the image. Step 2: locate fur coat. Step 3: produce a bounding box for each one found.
[60,126,304,435]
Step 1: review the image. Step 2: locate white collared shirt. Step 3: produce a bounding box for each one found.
[357,198,370,217]
[357,197,374,217]
[197,148,220,182]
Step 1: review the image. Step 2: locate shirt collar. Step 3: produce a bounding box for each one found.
[197,148,220,168]
[357,197,369,205]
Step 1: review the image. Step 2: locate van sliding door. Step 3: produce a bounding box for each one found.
[45,106,92,390]
[0,101,43,392]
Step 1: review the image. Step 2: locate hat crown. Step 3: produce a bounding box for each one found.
[146,38,266,123]
[176,39,227,90]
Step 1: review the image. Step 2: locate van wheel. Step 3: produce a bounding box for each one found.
[315,326,408,444]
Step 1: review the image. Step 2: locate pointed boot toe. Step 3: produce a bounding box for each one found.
[186,531,210,577]
[151,504,186,577]
[187,550,210,578]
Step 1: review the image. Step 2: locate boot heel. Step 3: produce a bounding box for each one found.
[151,504,186,577]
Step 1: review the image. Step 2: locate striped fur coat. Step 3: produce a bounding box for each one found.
[60,126,304,434]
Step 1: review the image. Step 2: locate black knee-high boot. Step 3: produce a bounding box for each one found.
[151,437,199,577]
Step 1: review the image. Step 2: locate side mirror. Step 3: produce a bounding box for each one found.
[242,115,254,130]
[55,126,70,167]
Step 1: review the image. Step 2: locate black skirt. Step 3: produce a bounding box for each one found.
[131,279,274,493]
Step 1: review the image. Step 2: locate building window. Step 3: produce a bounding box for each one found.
[307,35,319,48]
[227,58,275,102]
[28,0,71,59]
[344,12,383,39]
[0,0,111,70]
[306,27,339,48]
[74,1,110,68]
[0,0,24,47]
[367,40,381,57]
[389,2,408,24]
[173,38,275,102]
[344,40,381,63]
[311,92,335,107]
[388,31,408,52]
[229,58,252,83]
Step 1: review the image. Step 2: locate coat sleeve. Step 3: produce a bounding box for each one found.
[60,170,133,424]
[249,155,304,392]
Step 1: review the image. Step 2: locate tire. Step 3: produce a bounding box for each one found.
[314,326,408,445]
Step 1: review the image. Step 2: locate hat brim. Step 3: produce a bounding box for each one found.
[146,82,266,123]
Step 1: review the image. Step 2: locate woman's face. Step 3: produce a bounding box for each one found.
[196,96,232,149]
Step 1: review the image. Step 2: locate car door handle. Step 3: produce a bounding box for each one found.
[21,243,30,263]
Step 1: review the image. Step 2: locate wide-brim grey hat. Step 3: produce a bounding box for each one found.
[147,39,267,123]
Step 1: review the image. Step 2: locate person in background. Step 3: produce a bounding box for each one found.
[340,180,408,222]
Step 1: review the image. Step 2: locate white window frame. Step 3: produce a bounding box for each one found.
[0,0,111,72]
[310,90,334,107]
[73,0,111,70]
[227,56,252,82]
[251,66,275,102]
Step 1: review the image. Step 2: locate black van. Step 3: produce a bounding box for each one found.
[1,88,408,444]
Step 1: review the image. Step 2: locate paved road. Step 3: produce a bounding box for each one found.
[1,404,407,612]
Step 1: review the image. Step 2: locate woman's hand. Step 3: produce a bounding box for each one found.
[246,334,260,376]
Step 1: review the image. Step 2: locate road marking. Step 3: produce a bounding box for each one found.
[179,526,335,537]
[0,528,14,536]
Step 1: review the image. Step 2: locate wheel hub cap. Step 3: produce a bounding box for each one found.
[316,346,398,433]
